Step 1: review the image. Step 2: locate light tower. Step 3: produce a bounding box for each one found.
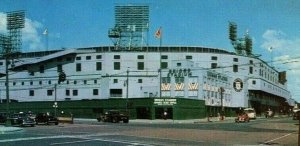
[0,10,25,115]
[7,10,25,53]
[109,5,149,50]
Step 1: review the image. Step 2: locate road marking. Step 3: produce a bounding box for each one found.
[0,135,72,143]
[50,136,153,146]
[261,131,297,145]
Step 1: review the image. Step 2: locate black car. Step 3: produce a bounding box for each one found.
[9,113,35,127]
[97,110,129,123]
[35,113,58,125]
[0,112,8,124]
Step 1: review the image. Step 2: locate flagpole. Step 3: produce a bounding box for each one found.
[159,27,162,98]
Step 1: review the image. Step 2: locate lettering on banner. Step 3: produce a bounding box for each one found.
[154,99,177,105]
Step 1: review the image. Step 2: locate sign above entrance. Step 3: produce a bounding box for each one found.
[154,99,177,105]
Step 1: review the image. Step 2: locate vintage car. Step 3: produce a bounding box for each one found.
[243,108,256,119]
[235,113,250,123]
[97,110,129,123]
[292,110,300,120]
[35,113,59,125]
[9,113,35,127]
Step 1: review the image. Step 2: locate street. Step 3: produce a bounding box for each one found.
[0,117,298,146]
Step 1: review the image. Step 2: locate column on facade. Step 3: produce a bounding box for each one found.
[170,75,175,98]
[184,75,188,98]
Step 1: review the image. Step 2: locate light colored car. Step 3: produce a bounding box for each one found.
[244,108,256,119]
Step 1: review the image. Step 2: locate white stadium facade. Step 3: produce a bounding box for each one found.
[0,46,295,116]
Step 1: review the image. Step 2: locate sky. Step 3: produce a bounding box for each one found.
[0,0,300,102]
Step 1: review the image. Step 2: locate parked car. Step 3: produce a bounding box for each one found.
[97,110,129,123]
[9,113,35,127]
[35,113,59,125]
[235,113,250,123]
[243,108,256,119]
[292,110,300,120]
[0,112,8,124]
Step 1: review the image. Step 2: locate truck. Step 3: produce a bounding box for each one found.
[97,110,129,123]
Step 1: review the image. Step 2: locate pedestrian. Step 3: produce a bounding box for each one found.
[163,111,167,120]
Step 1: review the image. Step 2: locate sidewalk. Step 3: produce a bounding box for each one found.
[0,126,23,134]
[74,116,236,124]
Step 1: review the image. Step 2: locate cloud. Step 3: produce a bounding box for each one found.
[261,29,300,56]
[0,12,45,52]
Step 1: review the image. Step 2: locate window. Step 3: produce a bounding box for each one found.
[66,90,70,96]
[252,80,256,85]
[177,63,181,67]
[86,56,91,60]
[30,81,33,85]
[114,55,120,59]
[113,79,118,83]
[76,63,81,72]
[57,64,62,72]
[161,62,168,69]
[186,56,192,59]
[66,57,72,61]
[137,62,144,70]
[250,60,253,64]
[162,77,171,83]
[233,65,238,72]
[39,81,42,85]
[96,55,102,59]
[74,80,77,84]
[175,77,184,83]
[0,62,3,66]
[233,58,238,62]
[161,55,168,59]
[73,90,78,96]
[13,82,16,86]
[96,62,102,71]
[94,80,97,84]
[249,66,253,74]
[114,62,120,70]
[21,82,24,85]
[211,56,218,60]
[137,55,144,59]
[211,63,217,69]
[138,79,143,83]
[93,89,99,95]
[29,90,34,96]
[84,80,87,84]
[47,90,53,96]
[76,56,81,60]
[39,65,44,73]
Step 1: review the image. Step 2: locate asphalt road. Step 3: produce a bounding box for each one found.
[0,117,298,146]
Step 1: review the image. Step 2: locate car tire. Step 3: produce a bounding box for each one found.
[112,117,118,123]
[123,119,129,123]
[55,122,58,125]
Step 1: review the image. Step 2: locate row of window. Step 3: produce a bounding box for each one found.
[8,79,99,86]
[29,89,99,96]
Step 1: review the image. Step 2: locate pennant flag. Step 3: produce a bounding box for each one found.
[43,28,48,35]
[155,27,161,39]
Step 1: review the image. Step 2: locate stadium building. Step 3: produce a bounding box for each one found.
[0,5,295,119]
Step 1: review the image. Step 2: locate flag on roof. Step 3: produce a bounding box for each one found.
[155,27,161,39]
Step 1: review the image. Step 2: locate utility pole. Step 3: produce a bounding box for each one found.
[126,69,129,112]
[5,53,9,115]
[220,87,225,120]
[54,84,57,117]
